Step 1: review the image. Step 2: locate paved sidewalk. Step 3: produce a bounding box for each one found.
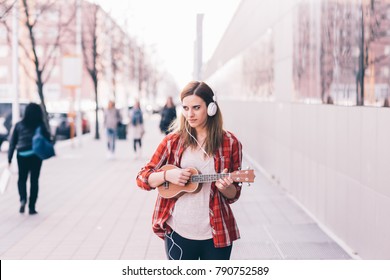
[0,115,351,260]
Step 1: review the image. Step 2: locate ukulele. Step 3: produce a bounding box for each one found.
[157,164,255,199]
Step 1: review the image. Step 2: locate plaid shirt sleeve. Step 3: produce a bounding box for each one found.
[136,134,179,239]
[136,135,171,191]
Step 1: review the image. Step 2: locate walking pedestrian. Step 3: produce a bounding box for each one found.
[129,100,144,159]
[136,81,243,260]
[104,100,121,159]
[159,96,177,135]
[8,103,52,215]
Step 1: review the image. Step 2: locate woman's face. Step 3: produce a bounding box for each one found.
[182,95,208,129]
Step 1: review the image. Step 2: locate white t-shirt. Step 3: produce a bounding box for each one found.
[166,147,215,240]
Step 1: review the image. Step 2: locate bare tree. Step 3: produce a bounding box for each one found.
[109,27,126,99]
[6,0,75,127]
[0,0,15,20]
[81,2,101,139]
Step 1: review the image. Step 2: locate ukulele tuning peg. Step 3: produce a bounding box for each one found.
[247,183,251,187]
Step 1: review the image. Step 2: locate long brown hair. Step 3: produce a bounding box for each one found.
[173,81,223,156]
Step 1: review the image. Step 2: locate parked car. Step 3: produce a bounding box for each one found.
[0,102,28,149]
[48,111,90,141]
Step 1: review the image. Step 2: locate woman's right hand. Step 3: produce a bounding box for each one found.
[166,168,192,186]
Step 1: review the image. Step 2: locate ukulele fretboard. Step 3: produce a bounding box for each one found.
[191,173,230,183]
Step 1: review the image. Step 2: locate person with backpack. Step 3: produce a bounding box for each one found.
[8,103,52,215]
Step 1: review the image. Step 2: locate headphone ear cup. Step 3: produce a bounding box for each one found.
[207,102,217,117]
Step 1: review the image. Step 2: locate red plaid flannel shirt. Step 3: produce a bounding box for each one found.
[136,131,243,248]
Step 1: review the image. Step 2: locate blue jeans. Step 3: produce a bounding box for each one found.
[106,128,116,153]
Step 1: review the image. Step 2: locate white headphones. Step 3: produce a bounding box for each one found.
[181,94,218,117]
[207,95,217,117]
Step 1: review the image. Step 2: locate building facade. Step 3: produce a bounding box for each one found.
[0,0,152,112]
[204,0,390,259]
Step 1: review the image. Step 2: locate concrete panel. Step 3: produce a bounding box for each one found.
[345,178,363,256]
[291,150,303,200]
[301,156,311,208]
[333,172,348,242]
[316,163,327,223]
[324,166,336,230]
[375,109,390,198]
[373,194,390,259]
[306,105,319,163]
[334,107,349,175]
[307,159,318,217]
[358,186,377,259]
[276,145,291,188]
[316,106,329,165]
[346,107,362,182]
[360,108,377,190]
[324,105,337,174]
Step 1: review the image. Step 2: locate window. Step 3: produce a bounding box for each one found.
[0,66,8,79]
[381,66,390,78]
[50,66,59,77]
[47,27,59,39]
[35,46,43,57]
[0,46,8,57]
[0,26,7,40]
[384,45,390,55]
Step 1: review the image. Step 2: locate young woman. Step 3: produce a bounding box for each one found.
[8,103,52,215]
[136,81,243,260]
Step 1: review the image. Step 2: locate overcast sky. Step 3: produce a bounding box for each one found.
[94,0,241,88]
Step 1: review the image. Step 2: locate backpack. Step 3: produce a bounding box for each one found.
[32,126,55,160]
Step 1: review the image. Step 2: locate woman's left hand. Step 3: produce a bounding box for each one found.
[215,168,234,191]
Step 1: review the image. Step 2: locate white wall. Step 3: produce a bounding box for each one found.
[221,100,390,259]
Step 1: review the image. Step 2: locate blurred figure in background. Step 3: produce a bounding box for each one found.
[8,103,51,215]
[104,100,121,159]
[159,96,177,135]
[129,100,144,159]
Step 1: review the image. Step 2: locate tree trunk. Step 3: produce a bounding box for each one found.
[93,77,100,139]
[357,5,365,106]
[36,74,51,133]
